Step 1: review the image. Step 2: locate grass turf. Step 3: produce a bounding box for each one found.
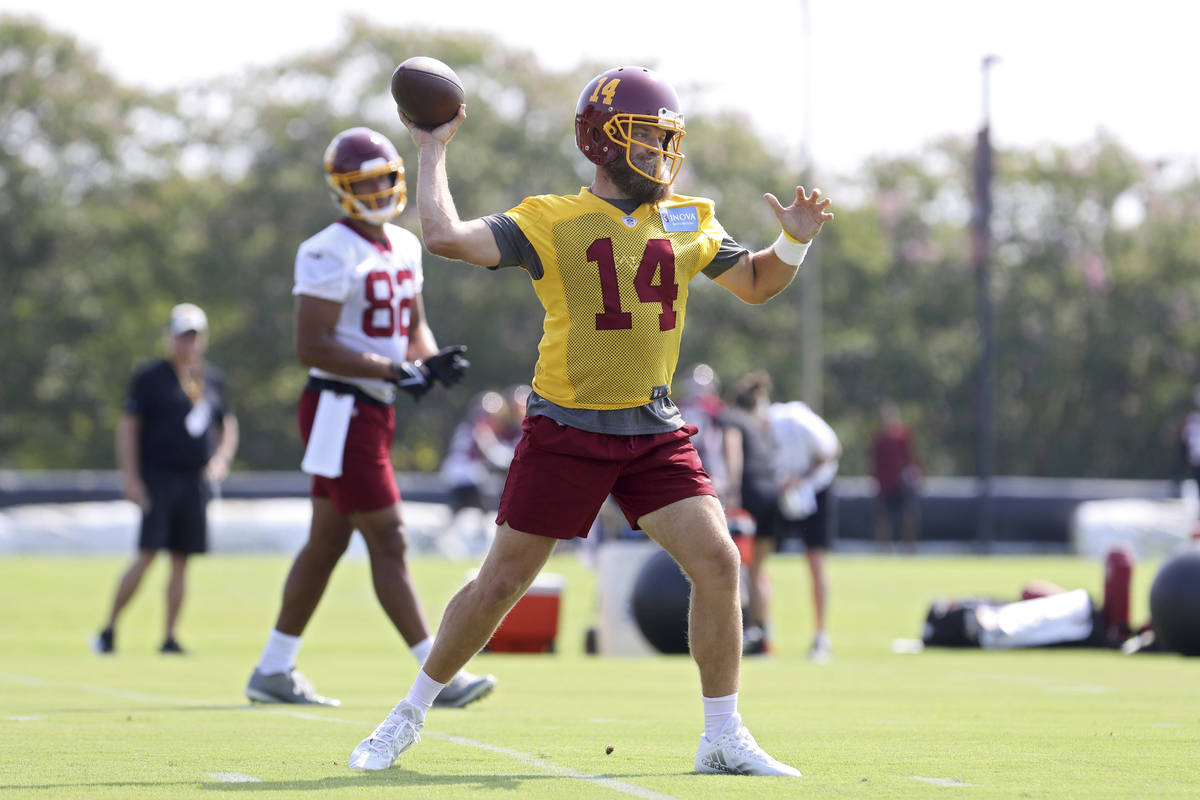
[0,548,1196,799]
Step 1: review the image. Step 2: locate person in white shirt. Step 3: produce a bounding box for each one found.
[768,399,841,662]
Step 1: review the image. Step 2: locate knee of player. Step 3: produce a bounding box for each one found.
[690,537,741,587]
[304,533,352,565]
[371,526,413,562]
[717,539,743,580]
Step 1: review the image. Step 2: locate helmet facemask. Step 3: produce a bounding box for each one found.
[602,109,686,185]
[326,156,407,225]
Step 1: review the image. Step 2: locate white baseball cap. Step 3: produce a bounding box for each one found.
[168,303,208,336]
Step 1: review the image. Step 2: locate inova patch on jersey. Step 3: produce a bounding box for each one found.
[660,206,699,232]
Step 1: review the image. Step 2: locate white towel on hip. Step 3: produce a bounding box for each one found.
[780,482,818,520]
[300,390,355,478]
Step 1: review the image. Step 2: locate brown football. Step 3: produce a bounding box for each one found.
[390,56,464,129]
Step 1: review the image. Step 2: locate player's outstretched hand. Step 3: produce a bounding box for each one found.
[764,186,834,243]
[425,345,470,387]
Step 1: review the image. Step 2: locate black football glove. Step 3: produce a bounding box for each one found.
[388,359,433,400]
[424,345,470,387]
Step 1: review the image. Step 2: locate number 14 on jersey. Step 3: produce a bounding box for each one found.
[588,237,677,332]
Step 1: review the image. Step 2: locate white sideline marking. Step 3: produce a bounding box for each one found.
[7,715,44,721]
[251,707,362,725]
[1,674,47,687]
[436,732,678,800]
[913,776,974,786]
[205,772,261,783]
[0,672,679,800]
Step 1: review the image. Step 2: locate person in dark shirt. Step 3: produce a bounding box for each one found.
[92,303,238,655]
[722,370,782,655]
[1176,384,1200,494]
[871,399,921,552]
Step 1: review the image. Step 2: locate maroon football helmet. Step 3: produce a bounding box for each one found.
[323,127,406,224]
[574,66,686,185]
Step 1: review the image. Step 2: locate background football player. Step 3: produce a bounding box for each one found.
[245,126,492,710]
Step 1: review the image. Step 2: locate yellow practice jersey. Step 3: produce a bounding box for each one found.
[503,188,727,410]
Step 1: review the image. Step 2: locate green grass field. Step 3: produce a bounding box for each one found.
[1,549,1195,799]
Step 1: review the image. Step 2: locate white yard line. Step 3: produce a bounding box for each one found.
[0,672,679,800]
[435,732,679,800]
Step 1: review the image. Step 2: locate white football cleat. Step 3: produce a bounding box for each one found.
[349,699,423,771]
[694,713,801,777]
[807,633,832,664]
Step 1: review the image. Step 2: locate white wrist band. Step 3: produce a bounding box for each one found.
[772,231,811,266]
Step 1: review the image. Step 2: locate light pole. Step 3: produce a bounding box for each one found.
[973,54,999,551]
[798,0,822,411]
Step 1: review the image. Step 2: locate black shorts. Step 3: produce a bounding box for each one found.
[139,468,210,554]
[448,483,486,512]
[881,486,916,516]
[741,488,784,541]
[781,485,837,550]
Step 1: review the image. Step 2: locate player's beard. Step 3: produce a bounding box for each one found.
[605,151,671,206]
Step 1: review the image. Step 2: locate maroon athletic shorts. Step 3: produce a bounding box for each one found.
[496,414,717,540]
[297,387,400,514]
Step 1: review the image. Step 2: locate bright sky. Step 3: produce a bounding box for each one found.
[6,0,1199,183]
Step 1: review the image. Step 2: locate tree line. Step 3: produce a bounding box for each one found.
[3,16,1198,480]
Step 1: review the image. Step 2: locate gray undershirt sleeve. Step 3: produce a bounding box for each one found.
[702,235,750,279]
[481,214,544,279]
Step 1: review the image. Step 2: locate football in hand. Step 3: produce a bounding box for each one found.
[390,56,464,129]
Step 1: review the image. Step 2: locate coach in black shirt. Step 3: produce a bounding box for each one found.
[93,303,238,655]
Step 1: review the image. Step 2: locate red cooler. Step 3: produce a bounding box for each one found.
[485,572,566,653]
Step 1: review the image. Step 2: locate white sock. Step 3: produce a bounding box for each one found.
[257,630,301,675]
[702,692,738,742]
[410,636,433,665]
[405,669,446,714]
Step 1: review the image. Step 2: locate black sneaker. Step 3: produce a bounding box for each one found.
[91,628,115,655]
[742,625,771,656]
[160,637,186,655]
